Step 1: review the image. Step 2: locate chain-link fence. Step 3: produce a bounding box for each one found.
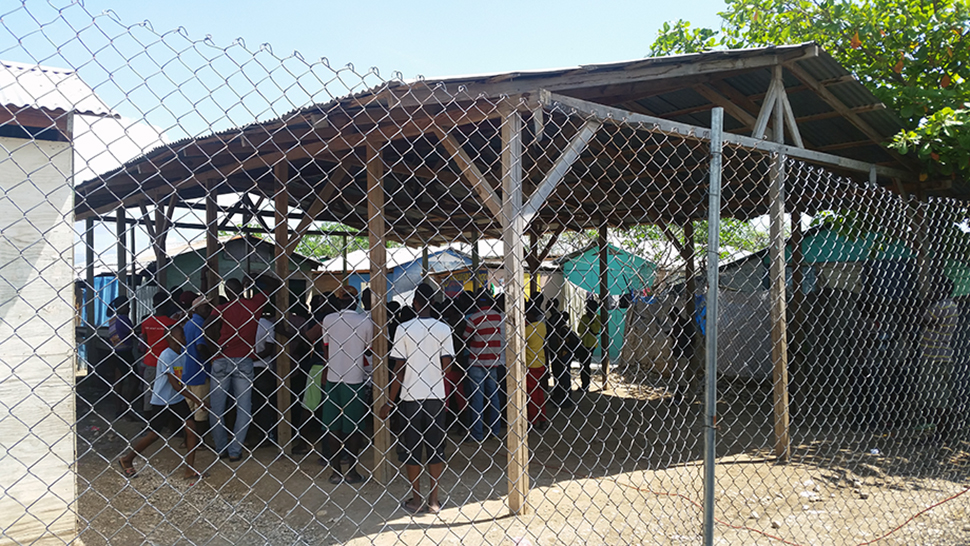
[2,3,970,545]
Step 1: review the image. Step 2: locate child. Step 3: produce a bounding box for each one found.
[525,302,549,431]
[118,324,208,480]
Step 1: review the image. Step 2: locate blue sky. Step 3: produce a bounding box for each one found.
[78,0,727,79]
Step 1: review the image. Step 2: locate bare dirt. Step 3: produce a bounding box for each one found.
[74,372,970,546]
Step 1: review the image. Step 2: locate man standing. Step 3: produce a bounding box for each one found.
[577,298,602,393]
[381,283,454,515]
[464,291,505,442]
[140,291,176,416]
[320,285,374,484]
[205,275,273,463]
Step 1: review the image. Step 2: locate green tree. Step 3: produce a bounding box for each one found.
[649,0,970,182]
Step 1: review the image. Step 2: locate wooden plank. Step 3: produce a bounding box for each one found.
[502,104,530,516]
[205,179,219,297]
[434,129,503,220]
[284,170,351,256]
[682,220,697,392]
[77,105,500,221]
[598,221,610,390]
[537,91,916,182]
[692,84,758,129]
[751,74,781,140]
[367,135,392,485]
[273,162,293,453]
[521,120,601,224]
[769,81,790,461]
[779,83,805,148]
[153,205,168,288]
[116,208,127,297]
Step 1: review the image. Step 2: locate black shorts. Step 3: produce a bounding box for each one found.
[148,400,192,436]
[398,399,446,466]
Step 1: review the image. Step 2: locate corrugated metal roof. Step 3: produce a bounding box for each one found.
[0,60,115,117]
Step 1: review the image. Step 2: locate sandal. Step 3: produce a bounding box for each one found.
[344,472,364,485]
[117,458,137,479]
[401,498,423,514]
[328,473,342,485]
[426,501,443,515]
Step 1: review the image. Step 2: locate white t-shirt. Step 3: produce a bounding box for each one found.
[322,309,375,384]
[254,317,274,369]
[390,316,455,401]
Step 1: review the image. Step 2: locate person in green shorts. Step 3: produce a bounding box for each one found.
[319,285,375,484]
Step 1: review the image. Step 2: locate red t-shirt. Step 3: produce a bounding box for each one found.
[140,314,176,367]
[213,292,268,359]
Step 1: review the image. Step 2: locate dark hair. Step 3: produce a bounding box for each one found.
[152,291,170,313]
[414,283,435,306]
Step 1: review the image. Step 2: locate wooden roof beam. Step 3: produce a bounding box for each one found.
[784,62,910,165]
[522,120,601,225]
[433,129,503,220]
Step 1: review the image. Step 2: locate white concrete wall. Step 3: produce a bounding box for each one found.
[0,136,77,545]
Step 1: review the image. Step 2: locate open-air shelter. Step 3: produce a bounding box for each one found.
[74,42,922,514]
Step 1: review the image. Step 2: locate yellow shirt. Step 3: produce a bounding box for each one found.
[525,321,547,369]
[579,313,601,349]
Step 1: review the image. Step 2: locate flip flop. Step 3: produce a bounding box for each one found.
[401,499,423,514]
[426,501,443,515]
[344,472,365,485]
[328,473,343,485]
[117,458,137,479]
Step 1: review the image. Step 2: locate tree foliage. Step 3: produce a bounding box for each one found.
[650,0,970,181]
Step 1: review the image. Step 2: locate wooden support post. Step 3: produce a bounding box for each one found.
[84,217,95,338]
[769,66,791,460]
[273,163,293,453]
[130,217,137,290]
[421,245,430,277]
[153,205,168,289]
[598,221,609,390]
[528,231,539,297]
[682,221,697,378]
[471,228,481,292]
[502,104,529,516]
[205,180,219,297]
[789,209,804,417]
[116,208,127,297]
[367,136,391,485]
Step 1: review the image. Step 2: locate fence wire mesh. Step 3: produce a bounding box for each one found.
[2,3,970,545]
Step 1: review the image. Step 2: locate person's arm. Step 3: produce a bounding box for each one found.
[440,355,454,376]
[379,364,406,419]
[164,373,208,409]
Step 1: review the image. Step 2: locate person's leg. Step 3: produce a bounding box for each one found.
[343,383,367,482]
[321,381,346,479]
[526,367,539,423]
[580,346,592,391]
[485,367,502,437]
[467,366,487,441]
[229,357,254,459]
[142,364,157,413]
[424,398,446,512]
[209,358,230,456]
[184,418,200,477]
[404,464,423,512]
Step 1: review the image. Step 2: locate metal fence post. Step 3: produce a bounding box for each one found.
[703,107,723,546]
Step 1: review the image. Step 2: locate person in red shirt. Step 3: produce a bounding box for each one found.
[205,275,276,462]
[139,291,176,415]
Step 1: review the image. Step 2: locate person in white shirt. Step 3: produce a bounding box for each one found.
[320,285,375,485]
[249,305,277,448]
[381,283,454,515]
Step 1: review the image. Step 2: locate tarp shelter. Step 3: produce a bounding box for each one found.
[316,246,472,303]
[559,243,655,360]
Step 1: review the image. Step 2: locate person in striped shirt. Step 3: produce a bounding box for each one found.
[464,291,505,442]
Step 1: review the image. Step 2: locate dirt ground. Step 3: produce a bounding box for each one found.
[73,372,970,546]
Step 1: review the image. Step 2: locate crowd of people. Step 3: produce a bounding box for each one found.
[101,275,604,503]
